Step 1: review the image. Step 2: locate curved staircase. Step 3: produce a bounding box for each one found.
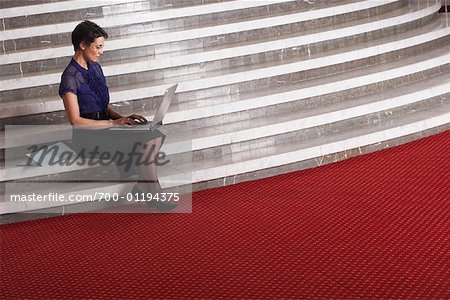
[1,0,449,220]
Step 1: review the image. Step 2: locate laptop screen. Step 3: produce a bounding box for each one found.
[151,83,178,127]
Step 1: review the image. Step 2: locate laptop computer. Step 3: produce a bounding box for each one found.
[110,83,178,131]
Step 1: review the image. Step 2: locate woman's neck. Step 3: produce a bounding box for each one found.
[73,52,88,70]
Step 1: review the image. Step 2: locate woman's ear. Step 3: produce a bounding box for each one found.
[79,42,85,51]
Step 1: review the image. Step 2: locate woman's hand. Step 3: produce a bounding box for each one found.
[106,106,147,124]
[111,117,139,125]
[127,114,147,124]
[109,114,147,126]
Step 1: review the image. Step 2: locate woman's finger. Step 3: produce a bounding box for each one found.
[138,116,147,123]
[124,117,136,125]
[130,114,147,123]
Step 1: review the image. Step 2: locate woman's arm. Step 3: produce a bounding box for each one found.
[62,92,136,126]
[106,106,125,120]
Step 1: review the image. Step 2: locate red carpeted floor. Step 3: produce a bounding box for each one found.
[1,131,450,299]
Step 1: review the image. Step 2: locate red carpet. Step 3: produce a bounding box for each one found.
[1,131,449,299]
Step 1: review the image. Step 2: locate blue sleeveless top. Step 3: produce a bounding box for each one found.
[59,58,110,114]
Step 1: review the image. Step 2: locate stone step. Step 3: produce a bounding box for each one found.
[0,0,70,10]
[3,33,450,132]
[2,61,448,153]
[167,71,450,133]
[165,43,450,125]
[1,0,449,219]
[0,0,226,18]
[2,71,448,181]
[2,18,447,118]
[180,76,450,153]
[0,0,405,66]
[0,0,145,21]
[109,41,450,105]
[0,5,443,119]
[0,2,384,78]
[0,15,446,125]
[181,93,449,175]
[187,104,450,185]
[0,0,327,52]
[2,10,446,94]
[1,0,219,30]
[2,102,448,215]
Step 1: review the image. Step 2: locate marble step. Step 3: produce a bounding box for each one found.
[2,10,446,95]
[2,88,448,182]
[2,2,428,85]
[174,74,450,151]
[186,104,450,185]
[109,41,450,104]
[2,20,448,118]
[1,103,448,215]
[2,3,375,77]
[0,0,70,10]
[1,52,449,148]
[2,71,448,181]
[0,0,320,52]
[1,26,448,121]
[1,0,228,30]
[0,0,227,19]
[2,61,449,151]
[0,0,406,66]
[104,42,450,130]
[0,7,444,109]
[164,46,450,123]
[0,0,144,20]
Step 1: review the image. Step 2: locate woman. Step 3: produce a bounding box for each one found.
[59,20,175,210]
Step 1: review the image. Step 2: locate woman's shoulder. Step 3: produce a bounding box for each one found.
[61,60,79,78]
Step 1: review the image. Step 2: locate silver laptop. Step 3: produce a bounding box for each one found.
[110,83,178,131]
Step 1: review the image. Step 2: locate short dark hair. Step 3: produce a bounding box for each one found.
[71,20,108,51]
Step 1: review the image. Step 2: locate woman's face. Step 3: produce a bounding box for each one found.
[81,37,105,62]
